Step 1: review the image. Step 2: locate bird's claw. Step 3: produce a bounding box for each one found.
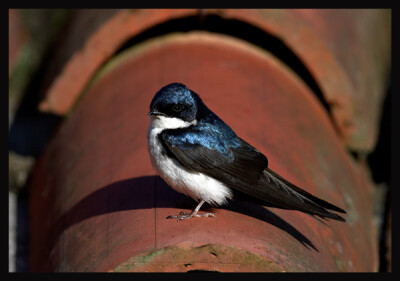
[194,212,216,219]
[166,211,216,222]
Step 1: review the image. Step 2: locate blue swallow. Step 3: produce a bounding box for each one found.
[147,83,346,222]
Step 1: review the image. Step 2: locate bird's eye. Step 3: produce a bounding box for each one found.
[172,104,183,112]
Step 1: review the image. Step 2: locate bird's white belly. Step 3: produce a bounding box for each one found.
[147,117,232,206]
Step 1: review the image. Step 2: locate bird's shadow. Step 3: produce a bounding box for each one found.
[52,176,318,252]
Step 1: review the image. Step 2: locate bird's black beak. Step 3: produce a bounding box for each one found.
[148,110,166,117]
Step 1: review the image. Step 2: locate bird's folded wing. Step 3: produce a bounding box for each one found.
[159,128,346,220]
[159,128,268,188]
[160,128,305,206]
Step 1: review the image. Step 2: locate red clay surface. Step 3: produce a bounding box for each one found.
[30,32,377,272]
[38,9,390,152]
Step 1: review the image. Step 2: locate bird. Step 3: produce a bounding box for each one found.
[147,83,346,222]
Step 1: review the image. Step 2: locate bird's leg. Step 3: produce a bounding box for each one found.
[166,200,216,222]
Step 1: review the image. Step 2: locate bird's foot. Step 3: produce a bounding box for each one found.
[166,211,216,222]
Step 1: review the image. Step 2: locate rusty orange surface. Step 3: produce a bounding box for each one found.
[29,32,377,272]
[38,9,198,115]
[215,9,391,151]
[38,9,390,153]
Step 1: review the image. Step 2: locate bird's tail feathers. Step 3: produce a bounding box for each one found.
[263,168,346,222]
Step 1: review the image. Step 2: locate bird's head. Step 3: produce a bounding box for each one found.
[148,83,201,126]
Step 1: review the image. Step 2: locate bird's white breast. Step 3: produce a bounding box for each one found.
[147,115,232,206]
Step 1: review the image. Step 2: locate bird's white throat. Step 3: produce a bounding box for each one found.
[149,115,197,130]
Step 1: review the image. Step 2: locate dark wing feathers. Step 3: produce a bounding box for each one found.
[160,131,267,186]
[264,167,346,214]
[160,129,345,221]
